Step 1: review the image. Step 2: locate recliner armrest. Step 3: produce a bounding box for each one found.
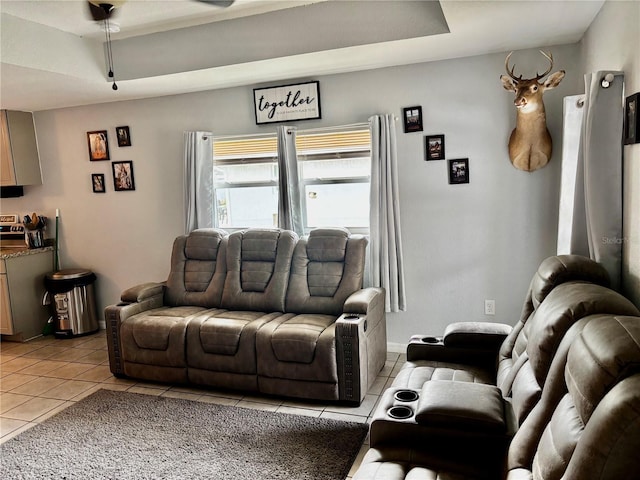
[336,287,387,404]
[443,322,512,349]
[344,287,384,315]
[104,282,166,377]
[121,282,166,303]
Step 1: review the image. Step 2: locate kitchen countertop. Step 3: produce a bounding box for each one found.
[0,246,54,259]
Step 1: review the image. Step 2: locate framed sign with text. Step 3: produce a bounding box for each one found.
[253,81,321,125]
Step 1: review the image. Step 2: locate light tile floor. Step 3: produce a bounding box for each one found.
[0,330,405,479]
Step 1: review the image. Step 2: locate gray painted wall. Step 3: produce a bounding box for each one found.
[2,44,583,347]
[580,0,640,308]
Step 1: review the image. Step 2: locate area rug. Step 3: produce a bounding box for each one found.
[1,389,368,480]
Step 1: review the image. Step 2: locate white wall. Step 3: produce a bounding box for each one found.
[2,44,583,345]
[580,0,640,307]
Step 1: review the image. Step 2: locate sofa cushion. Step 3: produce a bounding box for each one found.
[415,380,506,433]
[497,255,610,392]
[285,228,367,316]
[165,229,228,307]
[270,314,336,363]
[306,227,349,262]
[392,361,494,389]
[197,311,260,356]
[565,315,640,422]
[527,316,640,479]
[240,231,278,292]
[121,305,205,368]
[221,228,297,312]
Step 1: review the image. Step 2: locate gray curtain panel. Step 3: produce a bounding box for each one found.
[368,114,406,312]
[184,131,214,234]
[277,125,304,236]
[557,72,624,290]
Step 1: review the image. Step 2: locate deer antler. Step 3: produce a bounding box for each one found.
[504,52,523,82]
[535,51,554,81]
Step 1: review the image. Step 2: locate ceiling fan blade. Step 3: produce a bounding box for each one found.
[195,0,235,7]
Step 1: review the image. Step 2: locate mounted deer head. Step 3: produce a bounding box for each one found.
[500,51,565,172]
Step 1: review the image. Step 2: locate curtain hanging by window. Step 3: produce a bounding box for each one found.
[276,125,304,236]
[184,131,214,234]
[557,71,624,290]
[368,114,406,312]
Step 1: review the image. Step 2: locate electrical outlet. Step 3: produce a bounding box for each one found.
[485,299,496,316]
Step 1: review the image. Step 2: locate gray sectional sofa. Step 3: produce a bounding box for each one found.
[105,227,386,405]
[353,255,640,479]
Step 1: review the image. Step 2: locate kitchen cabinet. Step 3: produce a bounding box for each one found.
[1,110,42,187]
[0,249,53,341]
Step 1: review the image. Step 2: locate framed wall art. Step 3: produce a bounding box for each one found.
[116,126,131,147]
[624,92,639,145]
[448,158,469,184]
[112,161,136,191]
[87,130,110,161]
[425,134,445,160]
[253,81,321,125]
[402,106,423,133]
[91,173,106,193]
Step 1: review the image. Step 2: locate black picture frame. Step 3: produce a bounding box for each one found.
[112,161,136,191]
[87,130,110,161]
[624,92,639,145]
[116,126,131,147]
[402,106,423,133]
[91,173,105,193]
[253,81,321,125]
[448,158,469,184]
[425,134,445,160]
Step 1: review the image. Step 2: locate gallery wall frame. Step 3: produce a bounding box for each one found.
[448,158,469,184]
[425,134,445,160]
[402,106,423,133]
[116,126,131,147]
[624,92,639,145]
[91,173,106,193]
[87,130,110,161]
[112,160,136,191]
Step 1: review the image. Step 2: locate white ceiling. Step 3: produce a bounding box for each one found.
[0,0,605,112]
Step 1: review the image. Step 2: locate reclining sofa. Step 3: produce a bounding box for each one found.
[105,227,386,405]
[353,255,640,479]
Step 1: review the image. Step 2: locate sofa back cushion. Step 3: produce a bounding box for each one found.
[285,228,367,316]
[529,316,640,479]
[508,283,639,424]
[164,229,228,307]
[497,255,610,393]
[221,228,297,312]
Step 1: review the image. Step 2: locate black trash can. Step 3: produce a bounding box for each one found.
[44,269,98,338]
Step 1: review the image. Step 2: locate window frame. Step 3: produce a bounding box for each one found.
[212,127,371,233]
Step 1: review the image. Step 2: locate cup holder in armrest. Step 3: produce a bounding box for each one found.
[387,405,414,419]
[421,336,442,344]
[343,314,360,320]
[394,390,419,402]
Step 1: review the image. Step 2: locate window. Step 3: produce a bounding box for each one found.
[213,127,371,233]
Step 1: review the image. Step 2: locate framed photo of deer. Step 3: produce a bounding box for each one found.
[402,106,423,133]
[448,158,469,184]
[624,92,639,145]
[425,135,445,161]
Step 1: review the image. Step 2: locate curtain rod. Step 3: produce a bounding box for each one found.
[286,122,370,135]
[203,119,397,141]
